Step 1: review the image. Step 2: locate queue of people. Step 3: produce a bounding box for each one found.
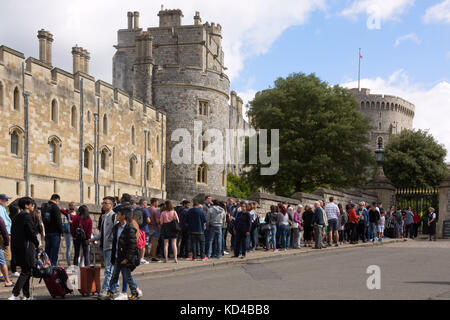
[0,192,440,300]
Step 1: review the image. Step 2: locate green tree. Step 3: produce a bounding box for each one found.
[246,73,374,197]
[383,129,448,188]
[226,173,259,199]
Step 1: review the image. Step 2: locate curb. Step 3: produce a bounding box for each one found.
[0,238,407,296]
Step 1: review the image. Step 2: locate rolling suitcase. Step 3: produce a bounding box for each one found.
[44,266,73,298]
[79,243,101,296]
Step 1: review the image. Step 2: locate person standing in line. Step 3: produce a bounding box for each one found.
[277,206,291,251]
[338,203,348,244]
[233,203,251,259]
[427,207,437,241]
[177,200,191,260]
[357,202,368,243]
[325,197,340,247]
[9,197,40,300]
[222,201,231,256]
[249,202,260,252]
[206,200,226,259]
[413,210,421,238]
[319,200,328,245]
[377,208,386,242]
[292,205,303,249]
[136,199,151,265]
[71,205,92,267]
[264,205,278,252]
[404,207,415,239]
[229,199,241,254]
[147,198,161,263]
[0,194,13,284]
[348,204,359,244]
[93,197,118,299]
[41,194,63,266]
[160,201,180,263]
[368,202,380,243]
[186,202,208,261]
[302,205,314,247]
[312,202,325,249]
[61,202,77,270]
[393,206,403,239]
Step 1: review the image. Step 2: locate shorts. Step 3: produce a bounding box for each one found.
[327,219,338,232]
[163,235,177,240]
[0,249,6,266]
[149,230,160,246]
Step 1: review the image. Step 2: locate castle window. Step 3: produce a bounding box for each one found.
[100,147,111,171]
[13,87,20,111]
[84,146,93,170]
[371,102,375,109]
[10,128,23,157]
[196,164,208,184]
[221,170,226,188]
[71,106,77,128]
[376,102,380,110]
[48,136,62,165]
[103,114,108,136]
[51,99,58,123]
[87,110,91,123]
[147,132,152,151]
[366,101,370,109]
[129,155,137,178]
[0,82,4,107]
[379,122,382,130]
[381,102,385,110]
[131,126,136,145]
[156,135,160,154]
[146,161,153,182]
[198,101,209,116]
[360,102,364,109]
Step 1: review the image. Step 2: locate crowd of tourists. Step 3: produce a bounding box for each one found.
[0,192,438,300]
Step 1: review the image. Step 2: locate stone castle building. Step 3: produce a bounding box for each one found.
[0,8,248,204]
[350,88,415,150]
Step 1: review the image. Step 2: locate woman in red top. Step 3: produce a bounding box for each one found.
[70,205,92,267]
[413,211,421,238]
[348,204,359,244]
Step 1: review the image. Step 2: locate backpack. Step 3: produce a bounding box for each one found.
[74,219,87,242]
[41,203,52,225]
[394,211,402,223]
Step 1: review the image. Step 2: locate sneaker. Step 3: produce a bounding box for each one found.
[128,293,139,301]
[201,257,208,261]
[191,258,197,261]
[273,248,278,252]
[137,289,143,297]
[22,296,33,300]
[140,259,149,265]
[265,248,269,252]
[334,244,339,247]
[98,292,113,300]
[223,251,229,255]
[8,295,20,300]
[11,272,20,278]
[188,256,193,259]
[114,293,128,300]
[240,256,245,259]
[151,258,160,263]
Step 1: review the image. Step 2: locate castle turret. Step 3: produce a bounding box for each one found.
[158,9,183,27]
[133,31,153,105]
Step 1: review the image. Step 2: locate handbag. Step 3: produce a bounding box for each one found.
[291,222,299,229]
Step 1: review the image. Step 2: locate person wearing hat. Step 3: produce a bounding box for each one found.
[0,194,13,287]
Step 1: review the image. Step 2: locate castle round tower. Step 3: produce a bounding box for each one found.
[113,9,230,200]
[350,88,415,150]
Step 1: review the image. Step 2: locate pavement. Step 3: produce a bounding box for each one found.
[0,237,412,299]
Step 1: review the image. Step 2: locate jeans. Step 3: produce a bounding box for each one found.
[189,233,205,259]
[279,225,290,249]
[234,232,248,257]
[12,265,32,298]
[314,224,323,248]
[405,223,414,239]
[207,226,222,258]
[222,227,228,251]
[265,224,277,249]
[368,222,377,241]
[101,249,114,294]
[64,233,73,266]
[45,233,61,266]
[251,226,258,250]
[276,224,281,248]
[73,240,90,266]
[108,262,137,296]
[121,268,138,293]
[245,234,250,250]
[179,231,190,258]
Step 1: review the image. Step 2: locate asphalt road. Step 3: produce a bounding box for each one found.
[6,240,450,300]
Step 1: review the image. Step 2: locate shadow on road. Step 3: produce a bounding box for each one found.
[406,281,450,286]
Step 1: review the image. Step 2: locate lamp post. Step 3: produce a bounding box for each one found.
[375,140,385,177]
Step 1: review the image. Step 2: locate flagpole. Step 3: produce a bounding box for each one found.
[358,48,361,91]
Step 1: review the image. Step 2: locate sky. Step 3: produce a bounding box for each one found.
[0,0,449,159]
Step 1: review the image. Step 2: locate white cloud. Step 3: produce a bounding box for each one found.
[341,70,450,160]
[424,0,450,24]
[394,33,421,47]
[0,0,326,83]
[341,0,415,21]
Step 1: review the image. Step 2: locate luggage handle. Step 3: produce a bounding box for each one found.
[90,240,97,268]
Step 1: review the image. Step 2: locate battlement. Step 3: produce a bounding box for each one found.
[158,9,184,27]
[204,22,223,36]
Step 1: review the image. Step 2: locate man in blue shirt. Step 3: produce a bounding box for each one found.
[137,199,151,265]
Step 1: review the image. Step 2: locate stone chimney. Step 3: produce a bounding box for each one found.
[134,11,140,29]
[37,29,53,66]
[230,91,237,108]
[72,45,82,73]
[194,11,201,25]
[82,48,90,74]
[127,12,133,29]
[158,9,183,27]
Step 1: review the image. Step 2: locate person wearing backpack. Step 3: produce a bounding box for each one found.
[41,194,63,266]
[71,205,92,267]
[61,202,77,270]
[9,197,40,300]
[394,207,403,239]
